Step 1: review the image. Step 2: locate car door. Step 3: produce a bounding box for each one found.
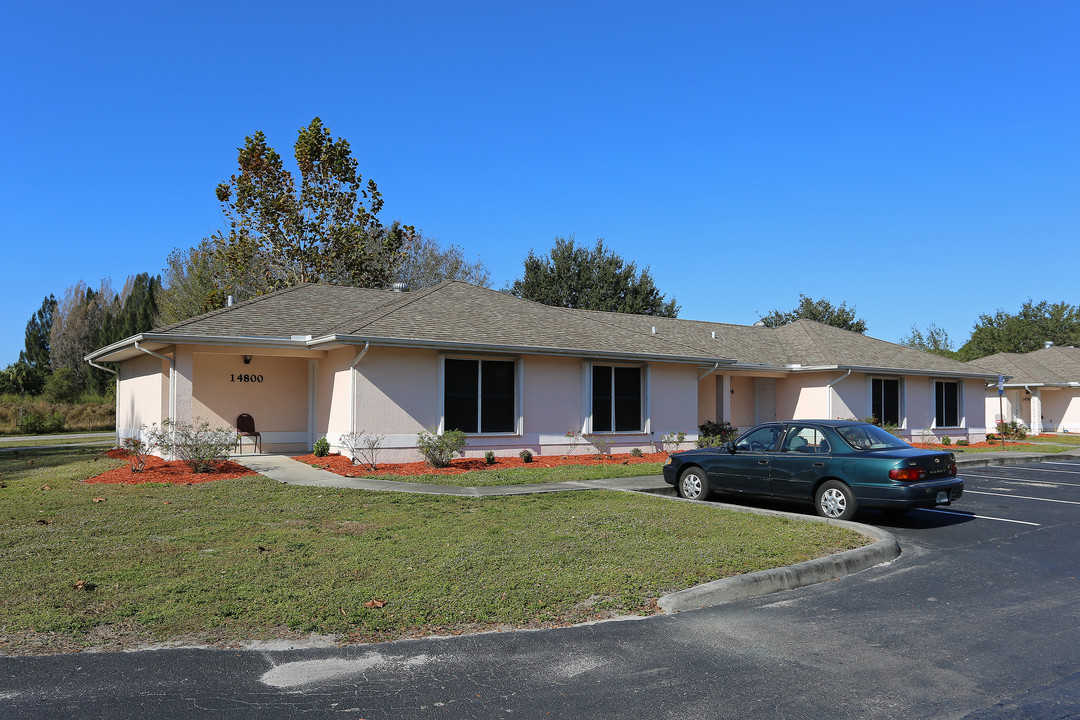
[769,424,833,500]
[710,423,783,494]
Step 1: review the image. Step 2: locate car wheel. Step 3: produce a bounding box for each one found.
[815,480,857,520]
[678,467,710,501]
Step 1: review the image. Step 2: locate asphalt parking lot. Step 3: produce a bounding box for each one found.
[4,459,1080,719]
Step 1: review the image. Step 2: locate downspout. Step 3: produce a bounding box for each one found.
[88,359,119,448]
[698,361,721,381]
[349,342,370,458]
[826,369,852,419]
[135,342,176,456]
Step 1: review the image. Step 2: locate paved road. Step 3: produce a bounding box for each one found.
[4,460,1080,718]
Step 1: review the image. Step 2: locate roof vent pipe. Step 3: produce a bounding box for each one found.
[1045,340,1054,349]
[711,331,717,339]
[392,282,408,293]
[651,326,656,334]
[227,296,234,306]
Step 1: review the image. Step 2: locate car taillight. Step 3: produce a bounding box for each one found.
[889,468,925,481]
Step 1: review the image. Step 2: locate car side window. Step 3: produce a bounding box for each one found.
[781,427,831,454]
[736,425,781,452]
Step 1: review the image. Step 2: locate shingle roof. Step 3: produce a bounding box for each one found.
[967,347,1080,385]
[89,281,994,377]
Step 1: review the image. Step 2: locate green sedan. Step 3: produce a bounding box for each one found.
[663,420,963,520]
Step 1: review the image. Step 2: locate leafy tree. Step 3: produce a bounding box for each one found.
[957,300,1080,360]
[155,239,263,326]
[50,280,114,390]
[509,236,678,317]
[394,232,491,289]
[19,295,57,373]
[42,367,83,403]
[0,361,46,396]
[759,294,868,334]
[900,323,957,358]
[213,117,413,292]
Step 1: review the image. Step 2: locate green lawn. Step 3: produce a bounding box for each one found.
[959,443,1074,454]
[364,461,666,486]
[0,446,866,655]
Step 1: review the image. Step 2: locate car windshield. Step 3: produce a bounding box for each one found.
[835,424,912,451]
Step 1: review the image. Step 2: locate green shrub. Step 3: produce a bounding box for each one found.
[20,411,65,434]
[583,433,615,456]
[696,420,738,448]
[416,428,468,468]
[630,447,644,457]
[941,436,952,446]
[956,438,970,447]
[519,449,533,463]
[996,420,1028,440]
[313,437,331,457]
[484,449,496,465]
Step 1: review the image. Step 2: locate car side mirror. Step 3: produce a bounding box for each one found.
[725,441,737,455]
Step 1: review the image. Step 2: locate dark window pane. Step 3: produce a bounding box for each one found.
[481,361,516,433]
[444,359,478,434]
[872,379,900,426]
[936,382,959,426]
[592,366,612,432]
[613,366,642,431]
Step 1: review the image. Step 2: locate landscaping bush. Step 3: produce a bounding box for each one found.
[996,420,1028,440]
[416,428,467,468]
[338,430,385,470]
[146,419,235,473]
[519,449,533,463]
[660,431,686,454]
[941,436,952,446]
[121,436,155,473]
[313,437,331,457]
[583,433,615,456]
[696,420,738,448]
[484,450,496,465]
[630,447,644,457]
[957,438,970,447]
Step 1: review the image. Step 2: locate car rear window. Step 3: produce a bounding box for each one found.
[836,425,911,451]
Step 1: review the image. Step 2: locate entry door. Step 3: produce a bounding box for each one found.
[755,378,776,424]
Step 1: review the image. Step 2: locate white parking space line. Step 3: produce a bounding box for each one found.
[966,490,1080,506]
[915,508,1041,526]
[966,475,1080,489]
[966,466,1080,476]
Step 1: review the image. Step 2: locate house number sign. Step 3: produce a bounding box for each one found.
[230,373,264,383]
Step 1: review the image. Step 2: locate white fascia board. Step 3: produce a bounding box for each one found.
[309,334,739,366]
[86,333,314,363]
[733,362,1000,381]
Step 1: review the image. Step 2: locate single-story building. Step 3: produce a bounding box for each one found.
[86,281,998,461]
[968,343,1080,435]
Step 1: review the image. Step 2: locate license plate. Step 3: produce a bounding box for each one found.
[936,491,949,503]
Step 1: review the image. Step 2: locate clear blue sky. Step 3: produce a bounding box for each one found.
[2,1,1077,367]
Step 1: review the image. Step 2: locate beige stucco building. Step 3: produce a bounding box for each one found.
[86,282,997,461]
[968,344,1080,435]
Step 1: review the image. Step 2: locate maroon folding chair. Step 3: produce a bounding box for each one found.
[236,414,262,453]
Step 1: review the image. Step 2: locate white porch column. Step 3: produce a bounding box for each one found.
[1030,389,1043,435]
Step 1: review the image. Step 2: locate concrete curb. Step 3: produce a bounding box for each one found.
[657,501,899,613]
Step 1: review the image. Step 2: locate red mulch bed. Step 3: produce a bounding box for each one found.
[86,448,257,485]
[911,441,1025,451]
[292,451,669,478]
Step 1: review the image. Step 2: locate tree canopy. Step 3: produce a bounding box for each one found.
[509,236,678,317]
[900,323,957,359]
[394,232,491,290]
[759,294,868,334]
[957,300,1080,360]
[213,117,413,292]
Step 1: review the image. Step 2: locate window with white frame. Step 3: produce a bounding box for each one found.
[443,358,516,434]
[592,365,642,432]
[871,378,901,426]
[935,380,960,427]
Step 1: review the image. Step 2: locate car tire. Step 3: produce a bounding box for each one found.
[815,480,857,520]
[678,467,711,501]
